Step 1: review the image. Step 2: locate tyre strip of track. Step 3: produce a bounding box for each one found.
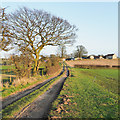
[2,65,65,110]
[16,66,69,118]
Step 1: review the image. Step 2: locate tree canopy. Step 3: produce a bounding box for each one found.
[0,7,13,51]
[57,44,67,58]
[74,45,88,58]
[1,7,78,73]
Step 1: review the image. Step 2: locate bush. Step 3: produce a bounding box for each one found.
[11,54,33,79]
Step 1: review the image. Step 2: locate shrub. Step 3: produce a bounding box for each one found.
[11,53,33,79]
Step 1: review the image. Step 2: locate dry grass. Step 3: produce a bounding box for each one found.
[12,77,36,87]
[65,59,119,67]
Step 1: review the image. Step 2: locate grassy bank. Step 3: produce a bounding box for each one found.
[49,68,118,118]
[1,66,62,98]
[1,61,62,93]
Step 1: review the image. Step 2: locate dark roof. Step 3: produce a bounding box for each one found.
[88,55,99,57]
[105,54,115,57]
[98,55,104,57]
[94,56,99,58]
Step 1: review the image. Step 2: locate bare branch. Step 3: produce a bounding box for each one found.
[4,7,78,74]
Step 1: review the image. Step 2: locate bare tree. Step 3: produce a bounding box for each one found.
[4,7,77,74]
[74,45,88,58]
[57,44,67,58]
[0,7,13,51]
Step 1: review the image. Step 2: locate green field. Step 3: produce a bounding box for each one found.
[0,65,16,88]
[49,68,119,118]
[0,65,15,70]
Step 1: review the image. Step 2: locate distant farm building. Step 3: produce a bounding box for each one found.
[94,55,104,59]
[99,55,104,59]
[87,54,117,60]
[87,55,94,59]
[75,57,82,60]
[65,53,117,61]
[104,54,117,59]
[66,58,75,61]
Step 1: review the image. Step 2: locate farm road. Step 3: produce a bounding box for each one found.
[2,66,65,110]
[16,68,69,118]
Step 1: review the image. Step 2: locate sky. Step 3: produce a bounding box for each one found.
[0,0,118,58]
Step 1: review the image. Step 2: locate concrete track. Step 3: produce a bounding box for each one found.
[16,67,69,118]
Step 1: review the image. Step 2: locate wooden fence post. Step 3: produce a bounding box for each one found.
[42,69,44,76]
[10,75,11,83]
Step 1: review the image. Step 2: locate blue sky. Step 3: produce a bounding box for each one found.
[1,1,118,57]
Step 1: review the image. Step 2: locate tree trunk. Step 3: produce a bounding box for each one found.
[33,54,39,75]
[33,60,38,75]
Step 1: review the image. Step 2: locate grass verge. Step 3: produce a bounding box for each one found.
[48,68,118,118]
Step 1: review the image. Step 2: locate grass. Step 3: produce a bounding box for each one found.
[49,68,119,119]
[0,65,15,70]
[2,71,66,118]
[1,65,16,86]
[79,68,118,94]
[1,76,47,98]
